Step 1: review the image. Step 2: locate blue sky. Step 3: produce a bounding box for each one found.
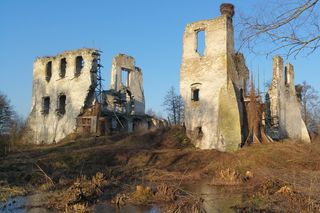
[0,0,319,118]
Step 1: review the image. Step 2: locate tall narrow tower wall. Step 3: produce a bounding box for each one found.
[267,56,310,142]
[180,4,245,151]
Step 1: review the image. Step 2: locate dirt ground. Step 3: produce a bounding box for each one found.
[1,127,320,212]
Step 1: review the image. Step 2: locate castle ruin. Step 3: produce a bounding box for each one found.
[28,49,99,144]
[27,3,310,148]
[27,50,162,144]
[180,4,310,151]
[180,4,249,151]
[266,56,310,143]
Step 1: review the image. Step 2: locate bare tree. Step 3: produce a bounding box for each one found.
[298,81,320,136]
[0,92,14,135]
[0,92,15,156]
[239,0,320,57]
[9,114,26,151]
[175,95,185,125]
[162,87,184,125]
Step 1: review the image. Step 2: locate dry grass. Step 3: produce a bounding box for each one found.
[165,195,206,213]
[48,172,109,211]
[111,183,206,213]
[1,127,320,212]
[0,181,26,202]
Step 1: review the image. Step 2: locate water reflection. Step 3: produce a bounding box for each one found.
[0,194,55,213]
[0,183,247,213]
[94,183,247,213]
[94,203,159,213]
[182,183,248,213]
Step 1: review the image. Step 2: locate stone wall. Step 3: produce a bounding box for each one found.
[267,56,310,142]
[110,54,145,115]
[180,4,248,151]
[27,48,99,144]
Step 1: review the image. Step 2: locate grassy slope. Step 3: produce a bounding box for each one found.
[1,127,320,210]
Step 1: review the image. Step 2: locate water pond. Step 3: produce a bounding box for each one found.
[0,183,249,213]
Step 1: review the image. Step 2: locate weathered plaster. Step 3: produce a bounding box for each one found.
[110,54,145,115]
[180,4,248,151]
[27,48,99,144]
[267,56,310,142]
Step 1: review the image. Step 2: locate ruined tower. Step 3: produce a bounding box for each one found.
[110,54,145,115]
[101,54,147,133]
[180,4,249,151]
[267,56,310,142]
[27,48,100,144]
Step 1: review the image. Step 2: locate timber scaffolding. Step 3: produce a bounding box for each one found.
[76,51,127,135]
[94,50,104,103]
[76,52,167,136]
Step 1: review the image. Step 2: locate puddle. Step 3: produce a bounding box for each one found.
[94,203,159,213]
[181,183,248,213]
[0,183,247,212]
[0,193,55,213]
[93,183,248,213]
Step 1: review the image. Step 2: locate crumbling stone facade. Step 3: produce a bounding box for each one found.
[100,54,148,133]
[180,3,310,151]
[28,48,99,144]
[28,50,163,144]
[109,54,145,115]
[266,56,310,143]
[27,3,309,147]
[180,4,249,151]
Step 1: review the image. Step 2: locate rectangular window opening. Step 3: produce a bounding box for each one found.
[192,89,200,101]
[121,68,129,87]
[60,58,67,78]
[75,56,84,76]
[46,61,52,82]
[57,94,66,115]
[42,96,50,115]
[196,30,205,56]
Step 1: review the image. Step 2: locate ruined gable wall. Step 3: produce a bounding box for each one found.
[280,64,310,142]
[110,54,135,92]
[267,56,310,142]
[180,12,242,151]
[110,54,145,115]
[27,49,98,144]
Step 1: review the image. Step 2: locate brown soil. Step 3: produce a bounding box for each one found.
[1,127,320,212]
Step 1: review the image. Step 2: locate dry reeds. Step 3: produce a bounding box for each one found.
[48,172,108,211]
